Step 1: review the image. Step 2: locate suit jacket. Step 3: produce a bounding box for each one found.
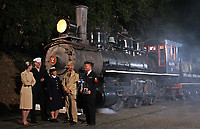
[83,70,97,96]
[47,76,64,98]
[62,70,79,96]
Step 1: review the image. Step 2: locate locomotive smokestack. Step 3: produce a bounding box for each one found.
[76,5,88,45]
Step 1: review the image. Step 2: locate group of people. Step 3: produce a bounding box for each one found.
[19,57,98,127]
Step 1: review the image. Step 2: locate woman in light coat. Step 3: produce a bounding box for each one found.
[20,62,36,126]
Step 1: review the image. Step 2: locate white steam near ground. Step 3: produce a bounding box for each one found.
[97,108,116,114]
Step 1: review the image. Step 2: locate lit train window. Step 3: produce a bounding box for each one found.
[159,45,165,67]
[167,45,172,59]
[172,46,176,60]
[160,45,164,49]
[144,46,147,51]
[148,45,157,52]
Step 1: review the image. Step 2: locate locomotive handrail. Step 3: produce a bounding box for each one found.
[44,39,100,52]
[105,70,180,76]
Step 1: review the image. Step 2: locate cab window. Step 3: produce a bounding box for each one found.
[172,46,176,60]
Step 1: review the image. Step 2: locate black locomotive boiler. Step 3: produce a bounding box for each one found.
[45,5,200,110]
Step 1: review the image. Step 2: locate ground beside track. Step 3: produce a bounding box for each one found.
[1,99,200,129]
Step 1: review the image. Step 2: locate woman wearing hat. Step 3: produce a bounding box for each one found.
[47,67,64,122]
[20,62,36,126]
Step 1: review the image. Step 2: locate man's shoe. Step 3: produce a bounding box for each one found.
[52,119,59,122]
[86,123,95,126]
[70,121,77,125]
[63,120,70,123]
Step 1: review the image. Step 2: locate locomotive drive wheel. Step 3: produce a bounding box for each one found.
[133,97,142,108]
[110,97,124,111]
[147,97,156,105]
[125,97,142,108]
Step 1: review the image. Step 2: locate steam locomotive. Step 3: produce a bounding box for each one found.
[45,5,200,110]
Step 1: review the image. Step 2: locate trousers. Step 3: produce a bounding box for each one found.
[65,94,78,122]
[83,94,96,125]
[30,87,47,122]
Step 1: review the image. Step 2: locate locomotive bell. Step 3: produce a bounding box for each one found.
[108,37,115,43]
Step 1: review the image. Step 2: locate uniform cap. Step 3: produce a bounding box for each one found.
[33,57,42,62]
[67,61,74,66]
[49,67,56,73]
[84,61,94,66]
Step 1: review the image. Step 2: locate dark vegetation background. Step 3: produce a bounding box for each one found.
[0,0,200,112]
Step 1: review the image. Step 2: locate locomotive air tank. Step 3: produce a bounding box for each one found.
[45,5,155,108]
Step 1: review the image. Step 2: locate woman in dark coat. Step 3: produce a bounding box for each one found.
[47,67,64,122]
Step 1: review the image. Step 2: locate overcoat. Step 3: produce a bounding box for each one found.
[20,70,36,109]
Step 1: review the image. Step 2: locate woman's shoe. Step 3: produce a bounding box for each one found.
[54,119,59,122]
[23,123,30,126]
[49,119,54,122]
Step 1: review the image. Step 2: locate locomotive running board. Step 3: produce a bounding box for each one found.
[105,70,179,76]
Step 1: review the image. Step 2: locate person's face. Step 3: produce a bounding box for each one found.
[35,62,42,68]
[84,64,91,72]
[34,61,38,67]
[67,65,74,71]
[52,71,57,76]
[27,65,32,71]
[37,62,42,67]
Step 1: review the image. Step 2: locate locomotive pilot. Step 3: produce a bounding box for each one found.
[81,61,98,126]
[62,61,79,125]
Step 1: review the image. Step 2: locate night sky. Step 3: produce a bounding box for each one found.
[153,0,200,60]
[164,0,200,55]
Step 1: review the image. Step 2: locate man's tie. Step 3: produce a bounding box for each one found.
[68,72,71,77]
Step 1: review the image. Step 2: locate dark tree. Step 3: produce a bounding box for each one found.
[1,0,200,55]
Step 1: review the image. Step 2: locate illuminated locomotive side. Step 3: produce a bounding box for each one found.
[45,5,200,110]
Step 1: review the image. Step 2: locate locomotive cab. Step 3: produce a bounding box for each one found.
[144,39,182,74]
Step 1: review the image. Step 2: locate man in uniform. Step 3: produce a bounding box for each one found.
[30,57,48,123]
[81,61,98,126]
[62,61,79,125]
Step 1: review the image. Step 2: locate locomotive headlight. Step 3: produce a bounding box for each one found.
[56,19,77,34]
[57,19,67,33]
